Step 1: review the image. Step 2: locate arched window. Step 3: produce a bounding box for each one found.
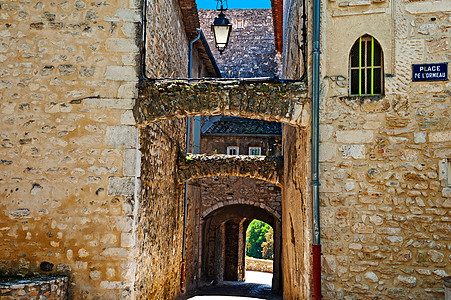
[349,35,383,96]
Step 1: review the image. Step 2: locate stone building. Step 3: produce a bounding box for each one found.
[199,8,281,78]
[281,0,451,298]
[0,0,450,300]
[0,0,219,299]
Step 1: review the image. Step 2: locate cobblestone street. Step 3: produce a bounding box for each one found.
[180,271,281,300]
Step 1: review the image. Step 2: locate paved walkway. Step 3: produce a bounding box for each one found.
[179,271,282,300]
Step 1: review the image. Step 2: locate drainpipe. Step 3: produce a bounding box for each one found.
[311,0,322,299]
[139,0,149,81]
[181,29,202,294]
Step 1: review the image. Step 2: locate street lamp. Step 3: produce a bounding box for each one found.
[211,0,232,54]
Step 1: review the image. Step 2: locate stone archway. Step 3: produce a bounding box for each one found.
[136,79,312,298]
[177,154,284,187]
[201,204,282,291]
[135,79,309,127]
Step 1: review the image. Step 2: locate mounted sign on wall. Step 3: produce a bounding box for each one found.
[412,63,448,82]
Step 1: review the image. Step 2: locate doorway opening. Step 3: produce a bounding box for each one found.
[245,219,274,287]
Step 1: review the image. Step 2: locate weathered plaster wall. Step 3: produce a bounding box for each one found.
[281,124,311,299]
[319,0,451,298]
[199,9,280,78]
[0,1,140,298]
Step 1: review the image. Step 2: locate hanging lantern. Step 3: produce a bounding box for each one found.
[211,0,232,54]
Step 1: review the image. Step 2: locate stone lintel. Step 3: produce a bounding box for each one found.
[136,79,309,125]
[177,153,283,186]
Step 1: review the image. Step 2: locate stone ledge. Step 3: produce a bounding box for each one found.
[245,257,273,273]
[136,79,308,125]
[178,154,283,186]
[0,275,68,299]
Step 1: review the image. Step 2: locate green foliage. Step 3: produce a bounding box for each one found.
[246,220,273,260]
[261,227,274,259]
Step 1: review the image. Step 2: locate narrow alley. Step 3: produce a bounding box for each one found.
[179,271,281,300]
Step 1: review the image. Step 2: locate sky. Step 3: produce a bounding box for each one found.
[196,0,271,9]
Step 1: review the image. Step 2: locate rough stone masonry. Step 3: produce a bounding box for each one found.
[0,0,208,299]
[0,0,450,299]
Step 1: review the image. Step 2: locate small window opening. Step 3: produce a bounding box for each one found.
[236,18,244,29]
[249,147,261,156]
[227,146,239,155]
[349,35,383,96]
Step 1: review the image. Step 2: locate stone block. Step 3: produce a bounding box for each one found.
[123,149,141,176]
[121,23,137,38]
[122,54,137,66]
[339,145,365,159]
[105,38,138,53]
[129,0,140,9]
[319,124,333,141]
[442,187,451,198]
[336,130,373,143]
[348,1,371,6]
[114,8,140,22]
[121,110,136,125]
[406,1,450,14]
[351,223,374,234]
[105,66,138,81]
[429,131,451,143]
[395,275,417,288]
[319,143,337,162]
[364,271,379,283]
[414,132,426,144]
[83,98,135,109]
[108,177,135,196]
[106,126,138,148]
[9,209,31,218]
[121,233,134,248]
[113,216,134,232]
[101,248,129,258]
[118,82,138,99]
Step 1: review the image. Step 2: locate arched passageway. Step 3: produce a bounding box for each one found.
[201,204,282,292]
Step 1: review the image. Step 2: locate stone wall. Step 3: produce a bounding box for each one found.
[135,121,186,299]
[245,257,273,273]
[282,0,307,80]
[199,9,281,78]
[198,176,282,220]
[319,0,451,298]
[0,1,141,298]
[0,275,68,299]
[0,0,211,299]
[146,0,189,78]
